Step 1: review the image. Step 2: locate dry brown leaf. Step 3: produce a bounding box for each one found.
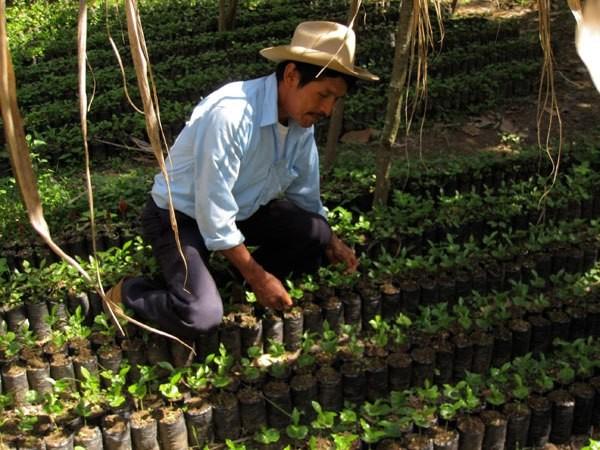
[340,128,376,144]
[461,124,481,136]
[500,117,518,133]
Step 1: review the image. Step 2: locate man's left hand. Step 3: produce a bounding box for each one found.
[325,233,359,273]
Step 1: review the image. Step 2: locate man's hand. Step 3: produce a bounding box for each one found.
[220,244,293,310]
[248,271,293,310]
[325,233,359,273]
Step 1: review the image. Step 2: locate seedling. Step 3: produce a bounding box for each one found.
[101,363,130,408]
[320,321,339,356]
[78,366,103,417]
[286,408,308,440]
[206,344,233,389]
[93,313,116,338]
[485,384,507,407]
[128,365,158,411]
[311,401,336,430]
[368,315,390,349]
[296,332,316,369]
[362,399,392,418]
[225,439,246,450]
[254,426,280,445]
[240,346,261,382]
[267,338,286,358]
[332,432,360,450]
[511,374,530,402]
[157,362,185,403]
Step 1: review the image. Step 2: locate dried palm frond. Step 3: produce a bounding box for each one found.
[0,0,93,288]
[124,0,189,292]
[536,0,563,211]
[407,0,444,167]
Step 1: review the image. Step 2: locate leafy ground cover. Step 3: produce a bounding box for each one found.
[1,0,550,169]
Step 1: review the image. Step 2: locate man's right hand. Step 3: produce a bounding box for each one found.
[249,271,293,310]
[220,243,293,310]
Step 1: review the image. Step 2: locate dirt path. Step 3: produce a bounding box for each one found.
[367,1,600,161]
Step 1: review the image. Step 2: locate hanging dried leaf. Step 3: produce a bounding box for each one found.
[0,0,91,284]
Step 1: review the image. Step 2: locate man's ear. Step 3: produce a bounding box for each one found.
[283,62,299,86]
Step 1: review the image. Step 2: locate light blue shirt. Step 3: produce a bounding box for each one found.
[151,73,327,251]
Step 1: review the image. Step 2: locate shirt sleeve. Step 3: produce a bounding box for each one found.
[193,106,250,251]
[285,136,328,219]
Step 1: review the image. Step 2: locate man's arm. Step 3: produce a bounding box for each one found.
[325,233,359,273]
[220,244,293,310]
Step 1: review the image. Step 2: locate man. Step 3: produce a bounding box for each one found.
[107,21,378,339]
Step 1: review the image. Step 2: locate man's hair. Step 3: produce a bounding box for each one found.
[275,60,357,91]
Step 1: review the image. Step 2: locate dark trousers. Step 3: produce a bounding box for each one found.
[121,197,331,339]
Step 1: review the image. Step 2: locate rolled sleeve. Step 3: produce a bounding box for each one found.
[193,107,250,251]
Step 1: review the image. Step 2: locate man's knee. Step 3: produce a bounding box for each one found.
[169,285,224,336]
[185,294,224,334]
[190,303,223,334]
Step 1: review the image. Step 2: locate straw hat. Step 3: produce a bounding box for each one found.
[260,21,379,82]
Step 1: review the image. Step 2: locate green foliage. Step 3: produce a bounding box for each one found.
[157,362,185,403]
[582,439,600,450]
[362,399,392,418]
[267,338,286,358]
[225,439,246,450]
[296,331,317,369]
[328,206,371,247]
[511,374,530,402]
[101,363,131,408]
[0,331,21,359]
[128,365,158,411]
[206,343,234,389]
[65,306,92,340]
[332,432,360,450]
[368,315,390,349]
[254,426,280,444]
[15,406,38,433]
[285,280,304,301]
[93,313,116,338]
[311,401,337,430]
[286,408,309,440]
[43,378,72,424]
[78,366,103,411]
[240,346,262,381]
[320,321,339,355]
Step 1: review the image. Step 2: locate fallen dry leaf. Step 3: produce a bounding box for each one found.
[500,117,518,133]
[341,128,376,144]
[461,124,481,136]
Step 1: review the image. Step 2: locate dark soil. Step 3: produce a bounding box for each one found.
[131,410,155,428]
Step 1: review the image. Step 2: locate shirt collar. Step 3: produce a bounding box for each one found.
[261,73,279,127]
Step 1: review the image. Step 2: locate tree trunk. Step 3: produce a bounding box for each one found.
[373,0,414,206]
[323,0,361,173]
[218,0,238,32]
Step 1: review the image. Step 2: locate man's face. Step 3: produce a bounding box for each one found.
[280,65,348,128]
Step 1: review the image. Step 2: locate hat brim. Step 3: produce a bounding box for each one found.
[260,45,379,82]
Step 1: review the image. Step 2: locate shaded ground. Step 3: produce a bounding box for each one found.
[341,0,600,162]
